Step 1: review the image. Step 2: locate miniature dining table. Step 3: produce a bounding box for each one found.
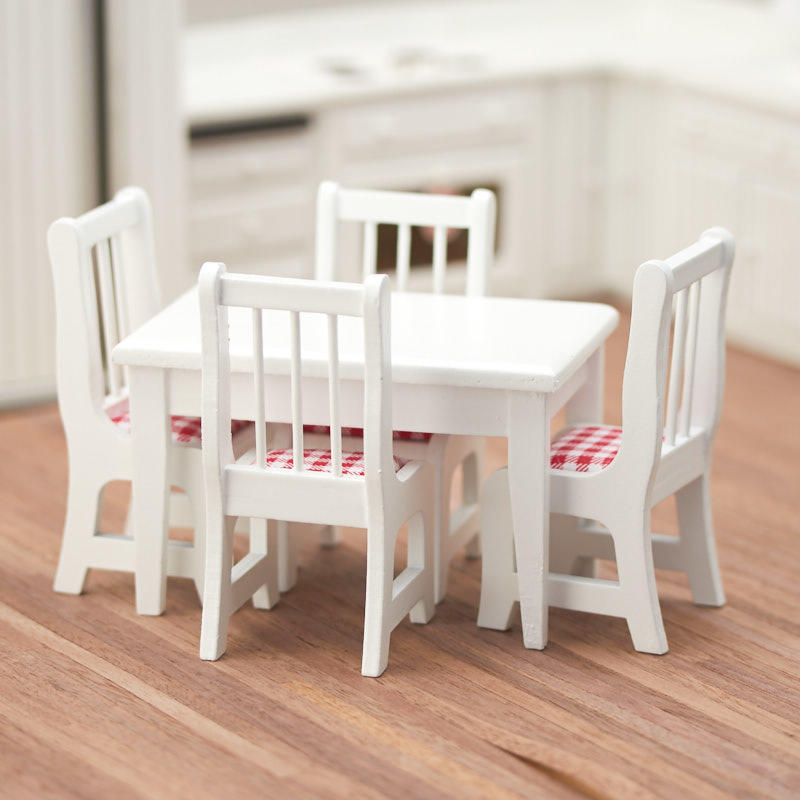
[112,287,618,649]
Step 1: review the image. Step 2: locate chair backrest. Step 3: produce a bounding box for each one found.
[315,181,496,296]
[619,227,735,488]
[199,265,395,491]
[47,187,160,436]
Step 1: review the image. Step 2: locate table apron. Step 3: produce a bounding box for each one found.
[164,357,592,438]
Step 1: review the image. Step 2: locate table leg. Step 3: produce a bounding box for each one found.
[507,391,549,650]
[566,345,604,425]
[129,366,171,615]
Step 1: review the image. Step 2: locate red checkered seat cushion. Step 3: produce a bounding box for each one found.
[264,448,406,476]
[550,424,622,473]
[302,424,433,443]
[106,399,251,446]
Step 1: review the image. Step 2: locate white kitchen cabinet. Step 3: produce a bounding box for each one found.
[740,177,800,362]
[178,1,800,365]
[317,84,543,297]
[187,84,544,296]
[651,89,800,361]
[602,79,661,294]
[539,77,606,298]
[187,124,317,277]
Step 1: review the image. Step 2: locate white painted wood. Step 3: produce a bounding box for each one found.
[327,314,342,475]
[198,267,435,675]
[665,288,688,447]
[112,286,618,646]
[116,290,618,394]
[479,229,734,653]
[679,280,702,439]
[48,189,254,611]
[396,224,411,291]
[252,309,266,466]
[310,182,496,601]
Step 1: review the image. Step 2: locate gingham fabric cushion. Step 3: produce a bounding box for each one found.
[264,448,406,476]
[550,424,622,473]
[302,424,433,443]
[106,399,250,446]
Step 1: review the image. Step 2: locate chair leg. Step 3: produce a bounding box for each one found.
[362,522,396,678]
[199,515,235,661]
[408,508,435,625]
[250,518,280,610]
[462,447,482,559]
[433,463,449,604]
[676,473,725,606]
[181,476,205,603]
[477,469,517,631]
[613,511,668,654]
[278,521,298,593]
[53,475,104,594]
[319,525,341,548]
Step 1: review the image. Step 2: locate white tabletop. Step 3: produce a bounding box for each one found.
[113,289,618,394]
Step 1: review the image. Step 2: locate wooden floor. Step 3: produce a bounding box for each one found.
[0,307,798,799]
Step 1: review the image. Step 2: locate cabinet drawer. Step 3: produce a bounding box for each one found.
[667,89,800,178]
[188,192,312,268]
[189,128,314,204]
[328,86,540,160]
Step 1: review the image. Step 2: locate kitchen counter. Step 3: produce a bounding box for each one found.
[183,0,800,125]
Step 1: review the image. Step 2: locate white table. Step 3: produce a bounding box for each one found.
[113,289,618,648]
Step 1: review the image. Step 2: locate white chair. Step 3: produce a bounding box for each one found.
[290,181,496,604]
[48,188,253,609]
[198,265,435,676]
[478,228,734,653]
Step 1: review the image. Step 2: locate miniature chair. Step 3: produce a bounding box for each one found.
[198,266,435,676]
[292,181,496,604]
[478,228,734,653]
[48,188,253,609]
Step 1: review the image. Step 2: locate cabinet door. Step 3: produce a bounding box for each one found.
[603,80,660,293]
[541,78,605,297]
[658,146,751,333]
[660,147,742,256]
[739,177,800,361]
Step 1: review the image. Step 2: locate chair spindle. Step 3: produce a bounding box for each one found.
[432,226,447,294]
[96,239,122,397]
[327,313,342,476]
[252,308,266,468]
[290,310,303,470]
[363,222,377,279]
[396,223,411,291]
[665,287,689,445]
[679,279,702,438]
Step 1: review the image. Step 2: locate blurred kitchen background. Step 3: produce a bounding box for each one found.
[2,0,800,408]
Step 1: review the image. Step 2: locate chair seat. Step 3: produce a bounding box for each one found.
[550,424,622,473]
[106,399,250,446]
[303,424,433,443]
[265,447,406,476]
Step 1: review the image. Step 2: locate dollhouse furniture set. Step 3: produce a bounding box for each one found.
[48,184,733,676]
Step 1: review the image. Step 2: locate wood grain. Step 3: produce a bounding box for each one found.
[0,308,798,799]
